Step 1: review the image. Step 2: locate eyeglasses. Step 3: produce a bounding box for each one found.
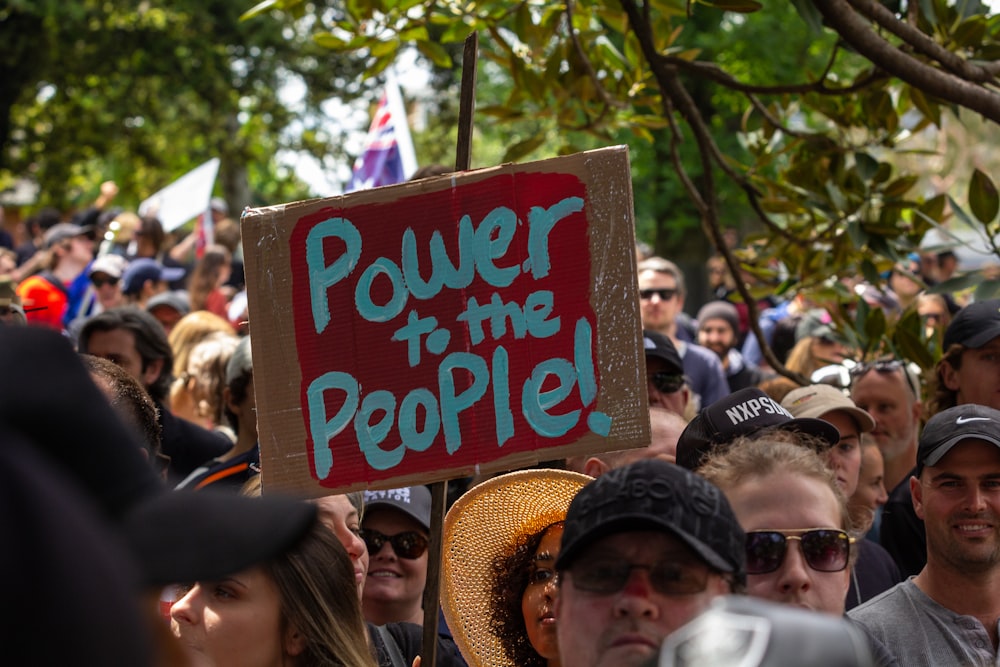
[639,288,678,301]
[745,529,852,575]
[649,372,685,394]
[361,529,429,559]
[569,560,712,596]
[91,276,119,288]
[848,359,920,397]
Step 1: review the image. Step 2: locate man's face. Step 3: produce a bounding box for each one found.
[645,356,688,416]
[726,472,851,615]
[697,318,734,359]
[912,439,1000,575]
[84,328,160,389]
[850,368,920,467]
[637,270,682,335]
[555,530,730,667]
[943,338,1000,412]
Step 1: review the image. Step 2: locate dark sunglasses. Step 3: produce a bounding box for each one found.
[745,529,852,575]
[91,276,119,288]
[849,359,920,397]
[361,529,429,559]
[649,371,684,394]
[639,288,678,301]
[569,560,712,596]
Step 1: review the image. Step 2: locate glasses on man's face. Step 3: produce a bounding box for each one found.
[568,559,713,596]
[745,529,852,575]
[91,276,119,288]
[639,288,678,301]
[649,372,684,394]
[361,529,429,559]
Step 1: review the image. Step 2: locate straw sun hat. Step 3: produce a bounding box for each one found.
[441,469,593,667]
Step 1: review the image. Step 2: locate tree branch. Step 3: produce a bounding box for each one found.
[813,0,1000,123]
[564,0,627,110]
[846,0,1000,83]
[619,0,807,383]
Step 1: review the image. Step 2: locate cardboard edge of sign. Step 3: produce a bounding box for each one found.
[241,145,651,497]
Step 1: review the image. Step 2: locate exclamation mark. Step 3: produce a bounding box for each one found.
[574,318,611,436]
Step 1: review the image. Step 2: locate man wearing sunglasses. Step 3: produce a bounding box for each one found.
[642,330,690,418]
[849,404,1000,666]
[361,486,433,628]
[554,459,746,667]
[637,257,728,411]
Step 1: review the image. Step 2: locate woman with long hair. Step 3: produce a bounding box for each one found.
[171,520,376,667]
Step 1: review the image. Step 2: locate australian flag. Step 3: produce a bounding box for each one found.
[347,76,417,192]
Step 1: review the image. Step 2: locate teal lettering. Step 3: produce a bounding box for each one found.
[306,372,359,480]
[306,218,361,334]
[355,258,407,322]
[473,207,519,287]
[401,216,475,299]
[522,358,580,437]
[526,197,583,278]
[492,346,514,447]
[524,291,559,338]
[392,310,438,367]
[438,352,489,454]
[356,390,402,470]
[398,388,440,453]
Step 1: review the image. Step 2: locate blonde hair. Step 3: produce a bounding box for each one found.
[700,436,854,538]
[185,332,240,427]
[266,522,377,667]
[168,310,235,377]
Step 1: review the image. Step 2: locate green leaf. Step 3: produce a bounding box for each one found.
[503,134,547,162]
[855,152,879,182]
[969,168,999,223]
[416,39,452,68]
[929,270,987,295]
[974,279,1000,300]
[240,0,279,21]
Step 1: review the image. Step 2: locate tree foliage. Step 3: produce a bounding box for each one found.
[0,0,369,212]
[245,0,1000,378]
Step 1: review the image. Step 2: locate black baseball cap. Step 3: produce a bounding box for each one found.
[943,298,1000,349]
[643,329,684,375]
[556,459,746,585]
[676,387,840,471]
[122,490,318,586]
[916,404,1000,476]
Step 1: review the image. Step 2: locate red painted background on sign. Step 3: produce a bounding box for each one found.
[288,171,598,488]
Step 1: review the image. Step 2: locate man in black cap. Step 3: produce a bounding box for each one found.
[849,404,1000,665]
[932,298,1000,413]
[554,458,746,667]
[642,329,690,417]
[675,386,840,471]
[16,222,94,330]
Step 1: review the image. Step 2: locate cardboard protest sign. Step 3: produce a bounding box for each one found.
[242,145,648,495]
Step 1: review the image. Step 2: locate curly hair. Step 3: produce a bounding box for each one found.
[489,522,561,667]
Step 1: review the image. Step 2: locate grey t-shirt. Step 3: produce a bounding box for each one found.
[848,578,1000,667]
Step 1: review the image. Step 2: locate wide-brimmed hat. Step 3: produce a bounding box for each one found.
[441,469,592,667]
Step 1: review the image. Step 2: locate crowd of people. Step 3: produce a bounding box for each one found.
[3,189,1000,667]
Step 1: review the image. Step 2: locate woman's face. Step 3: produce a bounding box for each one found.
[362,509,429,614]
[313,495,369,598]
[521,524,563,664]
[170,566,292,667]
